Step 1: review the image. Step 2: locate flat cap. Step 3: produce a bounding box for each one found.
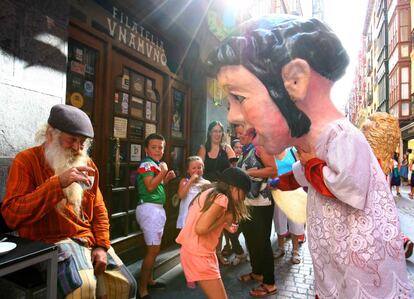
[48,104,94,138]
[220,167,251,193]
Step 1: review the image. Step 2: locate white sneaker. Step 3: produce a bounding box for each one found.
[232,253,247,265]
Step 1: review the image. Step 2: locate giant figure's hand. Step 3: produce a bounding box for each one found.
[91,247,107,275]
[58,166,95,188]
[296,149,316,166]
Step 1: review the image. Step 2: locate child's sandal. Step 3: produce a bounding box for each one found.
[291,250,301,264]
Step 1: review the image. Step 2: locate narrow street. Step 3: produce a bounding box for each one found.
[149,186,414,299]
[397,184,414,284]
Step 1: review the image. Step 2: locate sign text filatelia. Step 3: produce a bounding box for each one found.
[107,6,167,66]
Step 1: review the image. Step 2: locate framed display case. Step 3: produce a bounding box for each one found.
[66,40,98,119]
[109,54,163,241]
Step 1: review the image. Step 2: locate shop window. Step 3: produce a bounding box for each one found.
[402,102,410,116]
[401,44,409,57]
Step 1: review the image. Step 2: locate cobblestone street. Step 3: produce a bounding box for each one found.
[150,232,314,299]
[149,186,414,299]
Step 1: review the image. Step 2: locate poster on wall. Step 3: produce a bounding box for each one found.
[121,71,130,90]
[145,101,152,119]
[171,89,185,138]
[130,144,142,162]
[131,72,145,96]
[130,97,144,118]
[114,92,129,115]
[130,119,144,139]
[145,123,156,137]
[113,117,128,139]
[151,102,156,121]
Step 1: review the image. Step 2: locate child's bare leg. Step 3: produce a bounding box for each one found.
[277,235,285,249]
[292,234,299,252]
[198,278,228,299]
[139,244,160,296]
[274,235,285,258]
[216,233,223,253]
[291,234,301,264]
[216,233,229,264]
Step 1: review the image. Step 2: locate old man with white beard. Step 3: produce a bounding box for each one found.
[2,104,136,298]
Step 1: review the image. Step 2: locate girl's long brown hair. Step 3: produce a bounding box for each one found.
[190,182,250,223]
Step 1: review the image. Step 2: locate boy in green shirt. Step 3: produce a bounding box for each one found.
[135,133,176,298]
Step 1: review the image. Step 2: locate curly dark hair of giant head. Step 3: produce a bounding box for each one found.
[206,15,349,138]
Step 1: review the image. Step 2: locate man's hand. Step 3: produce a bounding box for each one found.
[58,166,95,188]
[91,247,107,275]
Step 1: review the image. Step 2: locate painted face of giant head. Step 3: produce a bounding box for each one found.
[218,64,293,154]
[207,15,349,154]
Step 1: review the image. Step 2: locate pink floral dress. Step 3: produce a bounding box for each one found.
[292,118,412,298]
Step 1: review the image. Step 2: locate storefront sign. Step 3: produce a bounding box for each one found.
[107,6,168,67]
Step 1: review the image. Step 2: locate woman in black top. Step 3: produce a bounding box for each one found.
[197,121,235,182]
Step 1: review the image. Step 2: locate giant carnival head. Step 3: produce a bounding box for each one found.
[207,15,349,153]
[361,112,400,175]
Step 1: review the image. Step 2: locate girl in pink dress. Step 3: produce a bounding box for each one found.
[176,167,251,299]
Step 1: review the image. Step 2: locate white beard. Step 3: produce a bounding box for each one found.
[44,134,90,217]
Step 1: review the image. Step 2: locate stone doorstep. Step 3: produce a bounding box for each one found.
[127,243,181,281]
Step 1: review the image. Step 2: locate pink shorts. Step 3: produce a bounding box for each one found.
[180,247,221,282]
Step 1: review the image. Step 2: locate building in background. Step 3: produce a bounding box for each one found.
[312,0,325,19]
[401,0,414,150]
[348,0,374,126]
[349,0,414,154]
